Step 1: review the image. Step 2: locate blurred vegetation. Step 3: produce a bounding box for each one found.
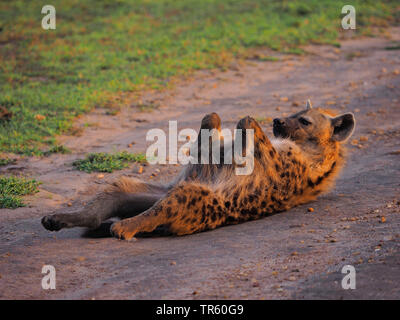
[0,158,17,166]
[72,151,146,172]
[0,176,40,208]
[0,0,398,154]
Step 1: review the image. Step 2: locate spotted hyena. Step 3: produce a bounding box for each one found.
[42,100,355,240]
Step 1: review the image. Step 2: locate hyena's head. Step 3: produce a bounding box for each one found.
[273,100,355,146]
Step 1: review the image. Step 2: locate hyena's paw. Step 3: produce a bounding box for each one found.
[41,214,67,231]
[201,112,221,130]
[237,116,263,135]
[236,116,269,146]
[110,221,137,241]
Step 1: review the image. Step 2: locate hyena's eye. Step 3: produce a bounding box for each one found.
[299,117,311,126]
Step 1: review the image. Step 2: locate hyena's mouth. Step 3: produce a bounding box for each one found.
[273,124,290,139]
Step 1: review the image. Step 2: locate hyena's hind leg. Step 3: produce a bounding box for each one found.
[41,177,169,231]
[110,183,225,240]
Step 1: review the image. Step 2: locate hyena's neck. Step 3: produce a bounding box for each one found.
[270,138,345,204]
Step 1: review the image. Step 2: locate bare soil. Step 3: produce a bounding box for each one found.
[1,28,400,300]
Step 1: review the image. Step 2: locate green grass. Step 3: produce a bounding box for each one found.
[0,158,17,166]
[0,176,40,208]
[137,103,159,112]
[385,43,400,50]
[42,144,71,156]
[72,151,146,173]
[0,0,398,154]
[255,116,273,123]
[257,56,280,62]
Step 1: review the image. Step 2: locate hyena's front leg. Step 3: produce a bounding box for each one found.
[233,116,280,176]
[236,116,273,152]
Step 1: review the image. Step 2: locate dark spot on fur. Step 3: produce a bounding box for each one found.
[212,198,218,205]
[261,201,266,207]
[307,178,315,188]
[315,176,324,185]
[201,190,210,196]
[324,161,337,177]
[225,201,231,209]
[287,151,292,156]
[250,208,258,216]
[226,216,236,223]
[176,194,187,204]
[269,150,275,158]
[313,161,337,187]
[233,198,238,207]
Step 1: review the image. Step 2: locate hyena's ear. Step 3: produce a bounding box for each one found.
[331,113,355,142]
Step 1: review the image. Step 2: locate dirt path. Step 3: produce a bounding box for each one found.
[1,28,400,300]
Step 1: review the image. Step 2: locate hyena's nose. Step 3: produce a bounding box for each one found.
[273,118,285,126]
